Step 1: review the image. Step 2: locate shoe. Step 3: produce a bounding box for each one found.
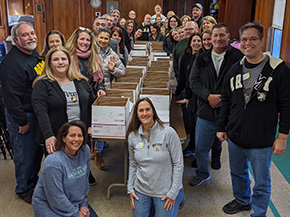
[211,158,221,170]
[89,171,96,186]
[223,199,252,214]
[95,151,107,170]
[191,159,197,168]
[19,193,32,204]
[188,176,210,187]
[183,147,195,157]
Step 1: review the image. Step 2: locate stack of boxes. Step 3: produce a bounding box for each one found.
[92,41,173,138]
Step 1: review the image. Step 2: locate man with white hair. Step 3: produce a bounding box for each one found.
[0,22,44,204]
[151,4,166,23]
[137,14,151,41]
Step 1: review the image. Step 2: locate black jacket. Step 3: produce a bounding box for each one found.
[189,46,243,121]
[0,46,44,126]
[217,56,290,149]
[32,79,95,143]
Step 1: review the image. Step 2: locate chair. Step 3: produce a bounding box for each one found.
[0,121,13,160]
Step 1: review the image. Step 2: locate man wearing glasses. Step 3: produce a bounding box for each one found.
[217,22,290,216]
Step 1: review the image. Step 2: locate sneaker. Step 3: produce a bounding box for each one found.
[223,199,252,214]
[95,151,107,170]
[211,158,221,170]
[188,176,210,187]
[183,147,195,157]
[89,171,96,186]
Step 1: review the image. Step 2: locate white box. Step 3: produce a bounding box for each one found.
[92,97,133,139]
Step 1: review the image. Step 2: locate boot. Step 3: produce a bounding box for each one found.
[95,151,107,170]
[89,170,96,186]
[90,150,96,160]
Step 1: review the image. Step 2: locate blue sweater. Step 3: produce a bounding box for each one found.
[32,145,90,217]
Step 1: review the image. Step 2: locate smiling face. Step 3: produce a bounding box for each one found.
[202,20,213,31]
[15,23,37,54]
[137,101,154,128]
[77,32,91,52]
[105,15,113,28]
[150,26,157,35]
[111,31,121,44]
[192,7,202,19]
[191,35,202,53]
[48,34,62,49]
[169,17,178,28]
[126,23,134,34]
[63,126,84,157]
[155,17,162,25]
[212,27,230,53]
[50,50,69,78]
[93,18,106,34]
[111,12,120,25]
[182,17,189,26]
[172,30,179,41]
[129,10,136,19]
[178,28,185,40]
[240,27,263,61]
[202,32,212,50]
[97,32,110,50]
[120,18,126,28]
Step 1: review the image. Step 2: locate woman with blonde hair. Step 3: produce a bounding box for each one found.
[180,15,191,27]
[66,27,105,98]
[32,46,96,184]
[200,15,217,33]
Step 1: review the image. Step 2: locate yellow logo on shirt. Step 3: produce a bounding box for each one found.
[34,60,45,75]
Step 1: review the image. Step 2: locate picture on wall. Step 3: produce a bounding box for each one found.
[106,1,119,14]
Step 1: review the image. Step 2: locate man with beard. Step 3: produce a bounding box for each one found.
[0,22,44,204]
[137,14,152,41]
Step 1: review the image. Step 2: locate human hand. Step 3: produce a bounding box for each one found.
[79,206,90,217]
[272,133,287,155]
[97,89,106,98]
[176,99,189,108]
[108,56,116,72]
[45,136,56,154]
[216,132,227,142]
[129,192,139,210]
[88,127,92,136]
[207,94,221,108]
[161,195,175,211]
[18,123,30,134]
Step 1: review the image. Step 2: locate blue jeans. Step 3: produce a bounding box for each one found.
[5,110,43,196]
[88,204,98,217]
[228,140,272,217]
[133,189,185,217]
[195,117,219,179]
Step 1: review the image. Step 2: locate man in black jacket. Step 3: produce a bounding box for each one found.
[189,23,243,187]
[0,22,44,203]
[217,22,290,216]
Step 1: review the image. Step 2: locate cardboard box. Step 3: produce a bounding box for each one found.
[142,80,168,88]
[105,89,135,103]
[140,88,171,125]
[106,82,139,103]
[91,97,132,139]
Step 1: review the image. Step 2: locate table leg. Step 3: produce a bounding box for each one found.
[106,141,128,200]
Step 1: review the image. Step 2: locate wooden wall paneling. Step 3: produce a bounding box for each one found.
[51,0,81,40]
[0,0,8,41]
[254,0,274,52]
[33,0,46,53]
[44,0,53,32]
[163,0,184,19]
[280,0,290,67]
[119,0,162,25]
[24,0,33,14]
[218,0,225,23]
[79,0,101,31]
[223,0,253,39]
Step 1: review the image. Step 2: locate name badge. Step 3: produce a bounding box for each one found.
[136,142,144,149]
[243,73,250,81]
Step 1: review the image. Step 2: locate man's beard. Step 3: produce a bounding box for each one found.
[18,38,37,50]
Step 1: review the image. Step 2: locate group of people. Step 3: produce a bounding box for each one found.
[0,2,290,217]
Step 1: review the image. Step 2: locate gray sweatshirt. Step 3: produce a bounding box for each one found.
[32,145,90,217]
[127,122,184,200]
[98,46,126,85]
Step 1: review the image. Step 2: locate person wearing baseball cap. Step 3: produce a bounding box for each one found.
[191,3,203,27]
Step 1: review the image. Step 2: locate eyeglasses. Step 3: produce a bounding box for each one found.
[170,20,177,23]
[240,37,261,43]
[95,22,106,27]
[79,27,92,32]
[110,9,120,14]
